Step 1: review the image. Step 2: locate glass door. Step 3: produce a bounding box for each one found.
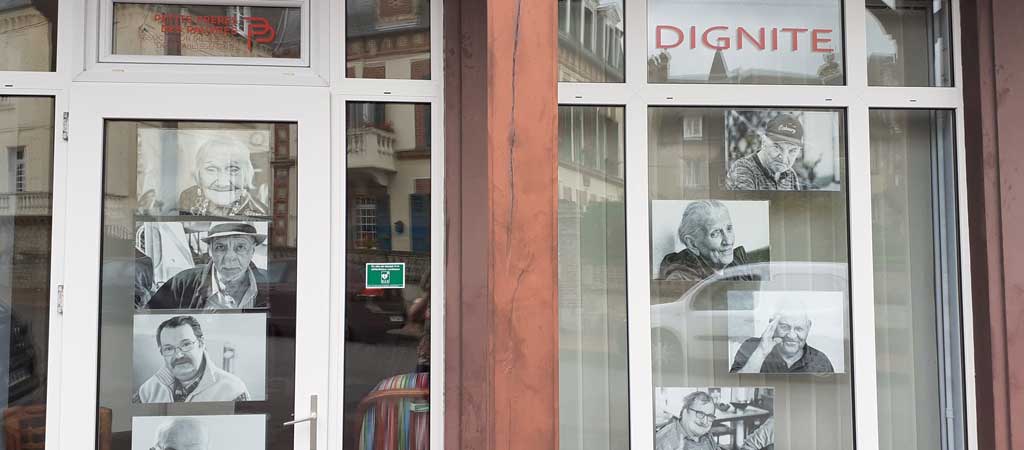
[59,84,332,450]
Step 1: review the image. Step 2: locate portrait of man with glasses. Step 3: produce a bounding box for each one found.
[135,315,250,403]
[655,387,776,450]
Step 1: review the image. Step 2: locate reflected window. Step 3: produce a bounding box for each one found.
[870,109,965,449]
[346,0,431,79]
[557,105,628,450]
[0,96,54,448]
[648,0,845,85]
[111,3,303,60]
[648,107,852,450]
[0,0,57,71]
[866,0,953,86]
[344,102,432,450]
[559,0,624,82]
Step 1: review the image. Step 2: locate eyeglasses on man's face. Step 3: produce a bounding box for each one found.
[686,407,717,422]
[159,339,200,356]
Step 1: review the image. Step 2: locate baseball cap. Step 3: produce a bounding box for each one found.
[765,114,804,145]
[201,222,267,245]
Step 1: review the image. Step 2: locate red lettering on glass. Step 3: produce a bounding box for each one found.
[245,16,276,51]
[655,25,685,49]
[812,29,834,53]
[780,28,809,51]
[736,27,766,50]
[701,26,730,50]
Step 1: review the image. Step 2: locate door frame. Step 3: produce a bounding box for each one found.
[59,82,333,450]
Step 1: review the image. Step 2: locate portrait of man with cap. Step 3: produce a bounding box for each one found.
[146,222,269,310]
[725,112,809,191]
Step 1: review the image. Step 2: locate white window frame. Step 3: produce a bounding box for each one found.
[557,1,979,449]
[78,0,330,85]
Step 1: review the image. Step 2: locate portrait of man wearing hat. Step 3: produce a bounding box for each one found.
[726,113,808,191]
[146,222,269,310]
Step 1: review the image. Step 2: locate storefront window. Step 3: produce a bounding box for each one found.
[648,0,845,85]
[346,0,431,79]
[558,0,625,83]
[0,96,54,447]
[343,102,432,450]
[97,120,298,449]
[111,3,303,59]
[870,109,965,450]
[866,1,953,86]
[0,0,57,71]
[557,105,628,450]
[649,107,852,450]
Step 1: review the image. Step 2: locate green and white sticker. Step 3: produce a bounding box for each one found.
[365,263,406,289]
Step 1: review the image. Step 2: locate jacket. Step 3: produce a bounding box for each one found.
[136,353,250,403]
[147,263,269,310]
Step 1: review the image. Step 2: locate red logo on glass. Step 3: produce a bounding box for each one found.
[245,16,276,51]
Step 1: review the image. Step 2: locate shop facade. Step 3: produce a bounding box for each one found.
[0,0,1019,449]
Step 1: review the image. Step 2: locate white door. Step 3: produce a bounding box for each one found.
[59,83,332,450]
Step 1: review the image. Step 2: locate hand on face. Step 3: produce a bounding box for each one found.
[159,326,205,382]
[209,236,256,283]
[771,313,810,358]
[688,208,735,268]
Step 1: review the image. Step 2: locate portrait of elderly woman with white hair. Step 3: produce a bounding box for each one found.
[657,200,763,282]
[178,136,269,217]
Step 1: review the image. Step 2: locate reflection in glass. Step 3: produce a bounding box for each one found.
[867,0,953,86]
[98,121,299,449]
[557,106,628,450]
[0,0,57,71]
[0,96,54,448]
[558,0,625,83]
[112,4,302,59]
[346,0,431,79]
[870,110,964,450]
[647,0,844,85]
[344,103,431,450]
[648,107,853,450]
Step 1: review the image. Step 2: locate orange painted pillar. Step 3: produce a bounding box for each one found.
[444,0,559,449]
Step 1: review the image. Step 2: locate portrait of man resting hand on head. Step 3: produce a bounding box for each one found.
[730,311,835,374]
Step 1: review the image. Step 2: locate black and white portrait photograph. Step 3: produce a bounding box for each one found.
[724,109,842,191]
[727,290,846,374]
[135,220,270,310]
[654,386,775,450]
[651,200,770,281]
[136,128,272,217]
[131,414,266,450]
[132,313,267,403]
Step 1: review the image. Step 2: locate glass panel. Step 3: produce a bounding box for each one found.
[648,0,845,85]
[346,0,431,79]
[558,0,625,83]
[344,103,431,450]
[97,121,298,450]
[557,106,628,450]
[112,4,302,59]
[0,0,57,71]
[649,107,853,450]
[870,110,964,450]
[866,1,953,87]
[0,96,54,447]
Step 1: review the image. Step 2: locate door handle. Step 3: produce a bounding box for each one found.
[283,394,318,450]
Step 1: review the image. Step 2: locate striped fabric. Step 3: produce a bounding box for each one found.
[357,372,430,450]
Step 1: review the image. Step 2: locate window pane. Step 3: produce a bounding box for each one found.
[0,1,57,71]
[0,96,54,447]
[346,0,431,79]
[557,106,628,450]
[870,110,964,450]
[343,103,431,450]
[112,4,302,59]
[867,1,953,86]
[649,107,853,450]
[648,0,844,85]
[558,0,625,82]
[98,121,298,449]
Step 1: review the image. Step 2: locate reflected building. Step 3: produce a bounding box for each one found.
[346,0,431,79]
[0,0,56,72]
[558,0,624,82]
